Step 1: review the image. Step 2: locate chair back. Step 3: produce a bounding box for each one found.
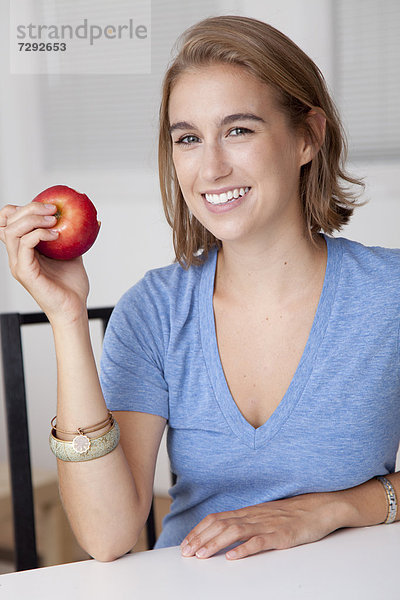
[0,308,156,571]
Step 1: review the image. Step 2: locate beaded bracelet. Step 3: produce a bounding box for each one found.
[49,420,120,462]
[376,475,398,524]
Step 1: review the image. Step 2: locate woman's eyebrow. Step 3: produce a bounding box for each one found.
[169,112,265,135]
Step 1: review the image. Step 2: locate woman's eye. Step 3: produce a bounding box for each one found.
[173,128,252,146]
[174,134,199,145]
[229,127,252,136]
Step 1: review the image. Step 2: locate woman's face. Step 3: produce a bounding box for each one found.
[168,63,313,248]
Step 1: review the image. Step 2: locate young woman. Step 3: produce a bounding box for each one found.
[0,15,399,562]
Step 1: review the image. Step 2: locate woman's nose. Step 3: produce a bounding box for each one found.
[199,142,232,181]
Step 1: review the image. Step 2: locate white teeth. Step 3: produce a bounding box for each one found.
[204,186,250,205]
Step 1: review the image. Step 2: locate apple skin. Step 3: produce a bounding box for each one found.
[33,185,100,260]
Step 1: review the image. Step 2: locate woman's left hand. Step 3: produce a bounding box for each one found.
[180,491,348,560]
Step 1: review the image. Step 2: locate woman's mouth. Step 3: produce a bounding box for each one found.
[203,186,251,205]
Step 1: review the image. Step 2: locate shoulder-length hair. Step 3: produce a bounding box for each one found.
[158,15,364,269]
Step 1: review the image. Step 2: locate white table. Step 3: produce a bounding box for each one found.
[0,523,399,599]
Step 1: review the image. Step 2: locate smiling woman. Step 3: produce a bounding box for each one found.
[158,15,364,268]
[0,14,399,565]
[168,63,318,249]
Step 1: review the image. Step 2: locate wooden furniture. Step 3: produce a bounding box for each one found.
[0,463,89,568]
[0,464,171,573]
[0,308,156,571]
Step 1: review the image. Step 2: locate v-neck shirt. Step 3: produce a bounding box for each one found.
[199,235,339,450]
[100,234,400,548]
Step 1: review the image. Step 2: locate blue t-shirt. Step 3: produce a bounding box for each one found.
[99,234,400,548]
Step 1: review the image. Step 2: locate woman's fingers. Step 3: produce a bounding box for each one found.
[181,493,338,560]
[18,227,59,262]
[1,203,58,271]
[0,204,19,241]
[181,513,297,560]
[183,508,242,541]
[6,213,57,239]
[0,201,56,247]
[181,512,250,558]
[0,200,90,322]
[192,520,251,559]
[225,532,281,560]
[0,201,56,230]
[4,216,57,274]
[7,228,59,284]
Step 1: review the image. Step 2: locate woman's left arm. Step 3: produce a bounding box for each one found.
[180,472,400,560]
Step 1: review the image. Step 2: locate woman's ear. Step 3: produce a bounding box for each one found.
[299,107,326,166]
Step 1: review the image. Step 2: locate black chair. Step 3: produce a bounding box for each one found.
[0,308,156,571]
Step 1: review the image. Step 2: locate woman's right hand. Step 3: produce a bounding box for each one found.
[0,201,90,324]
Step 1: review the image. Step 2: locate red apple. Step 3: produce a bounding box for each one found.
[33,185,100,260]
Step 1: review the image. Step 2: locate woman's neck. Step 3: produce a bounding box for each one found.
[214,229,327,309]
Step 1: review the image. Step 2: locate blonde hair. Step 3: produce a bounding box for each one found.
[158,15,364,268]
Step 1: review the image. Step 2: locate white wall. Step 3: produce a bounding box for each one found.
[1,0,399,491]
[0,0,175,492]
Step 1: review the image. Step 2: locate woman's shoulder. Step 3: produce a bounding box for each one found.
[113,248,215,320]
[138,252,210,298]
[335,234,400,257]
[329,234,400,294]
[330,234,400,271]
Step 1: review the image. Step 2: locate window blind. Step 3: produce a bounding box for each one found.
[334,0,400,160]
[37,0,222,171]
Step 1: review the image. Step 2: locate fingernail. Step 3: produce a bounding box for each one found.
[196,548,207,558]
[181,544,192,556]
[49,229,59,236]
[44,215,56,221]
[45,204,56,210]
[226,550,237,559]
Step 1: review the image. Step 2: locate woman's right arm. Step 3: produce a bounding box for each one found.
[52,316,166,561]
[0,202,166,561]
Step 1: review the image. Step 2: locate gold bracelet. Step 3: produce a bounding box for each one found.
[50,411,113,436]
[49,420,120,462]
